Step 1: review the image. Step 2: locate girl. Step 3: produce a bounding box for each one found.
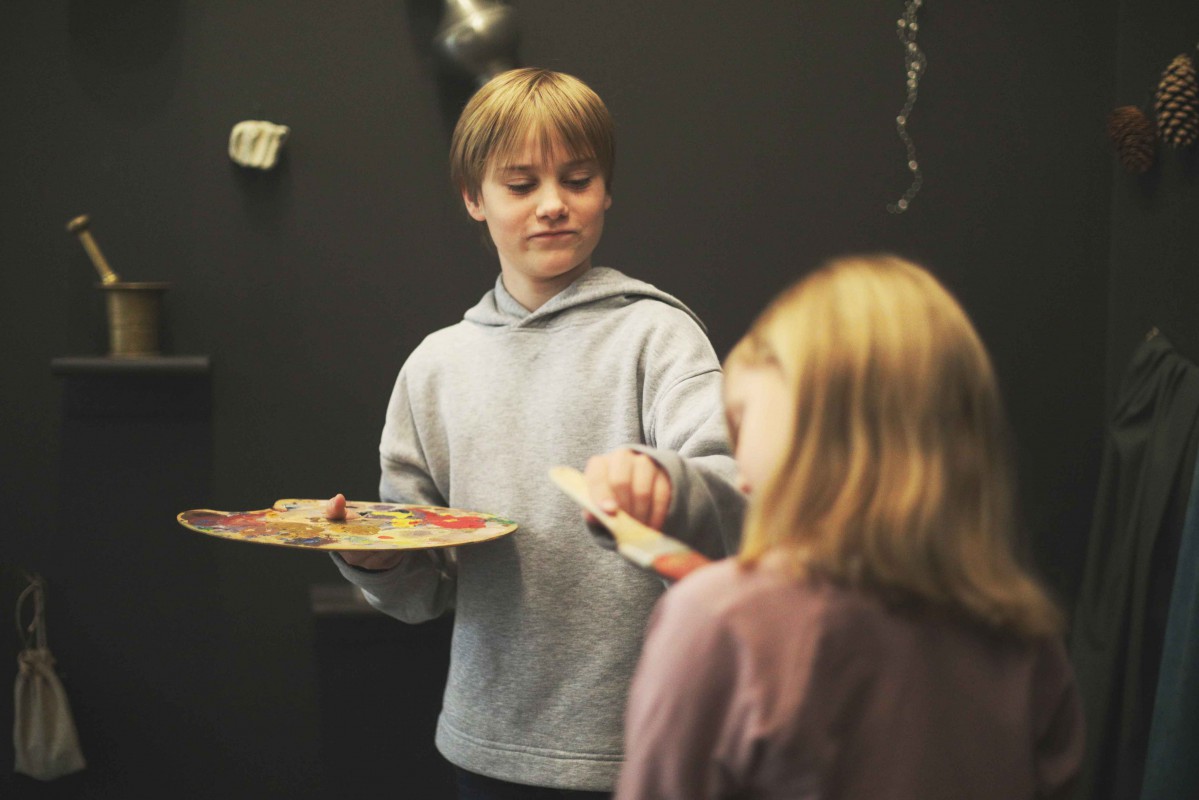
[617,256,1084,799]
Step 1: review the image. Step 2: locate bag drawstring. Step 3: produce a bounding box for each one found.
[16,571,49,653]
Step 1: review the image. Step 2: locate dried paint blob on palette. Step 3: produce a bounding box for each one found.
[177,499,518,550]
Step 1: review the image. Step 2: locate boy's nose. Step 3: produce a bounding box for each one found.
[536,187,568,219]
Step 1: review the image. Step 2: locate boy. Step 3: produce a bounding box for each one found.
[329,67,743,797]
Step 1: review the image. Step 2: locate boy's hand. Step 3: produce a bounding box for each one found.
[325,493,350,521]
[326,493,406,571]
[583,449,672,531]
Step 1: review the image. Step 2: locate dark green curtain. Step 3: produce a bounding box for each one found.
[1069,333,1199,800]
[1140,443,1199,798]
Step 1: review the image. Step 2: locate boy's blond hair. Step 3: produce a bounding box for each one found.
[727,255,1063,639]
[450,67,615,202]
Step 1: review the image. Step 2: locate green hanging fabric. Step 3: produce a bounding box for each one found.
[1069,333,1199,800]
[1140,450,1199,798]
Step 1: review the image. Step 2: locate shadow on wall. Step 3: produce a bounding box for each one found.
[68,0,185,117]
[229,155,293,232]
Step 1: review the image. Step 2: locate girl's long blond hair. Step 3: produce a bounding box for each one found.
[730,255,1062,639]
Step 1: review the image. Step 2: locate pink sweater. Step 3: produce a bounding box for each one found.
[618,559,1084,799]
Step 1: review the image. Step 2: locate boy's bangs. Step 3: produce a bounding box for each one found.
[490,111,598,171]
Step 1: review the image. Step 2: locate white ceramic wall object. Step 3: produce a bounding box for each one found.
[228,120,290,170]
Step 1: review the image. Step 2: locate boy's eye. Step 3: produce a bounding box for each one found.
[563,176,593,190]
[507,182,536,194]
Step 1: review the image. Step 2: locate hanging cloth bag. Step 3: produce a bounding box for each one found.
[13,572,86,780]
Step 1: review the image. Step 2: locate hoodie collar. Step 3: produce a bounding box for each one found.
[463,267,706,331]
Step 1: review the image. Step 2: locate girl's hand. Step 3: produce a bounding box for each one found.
[583,449,672,531]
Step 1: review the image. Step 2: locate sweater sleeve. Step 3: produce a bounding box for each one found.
[1032,639,1086,799]
[617,582,746,799]
[617,305,743,558]
[633,371,745,560]
[329,363,457,623]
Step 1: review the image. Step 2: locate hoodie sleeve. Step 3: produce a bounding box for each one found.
[329,362,457,623]
[632,311,745,559]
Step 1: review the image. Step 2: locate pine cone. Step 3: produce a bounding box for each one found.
[1107,105,1156,173]
[1154,54,1199,147]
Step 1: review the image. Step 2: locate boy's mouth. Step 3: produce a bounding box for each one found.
[529,229,577,240]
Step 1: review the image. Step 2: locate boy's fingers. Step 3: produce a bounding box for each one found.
[368,552,404,570]
[326,493,347,521]
[339,549,404,571]
[649,471,672,532]
[609,458,634,515]
[584,450,672,527]
[584,456,620,515]
[630,454,658,524]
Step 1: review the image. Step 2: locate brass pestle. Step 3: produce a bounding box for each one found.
[66,213,168,357]
[66,214,121,284]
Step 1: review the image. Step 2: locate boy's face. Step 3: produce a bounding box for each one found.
[724,362,793,497]
[464,134,612,309]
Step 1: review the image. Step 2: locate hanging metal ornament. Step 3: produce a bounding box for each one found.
[434,0,520,86]
[888,0,927,214]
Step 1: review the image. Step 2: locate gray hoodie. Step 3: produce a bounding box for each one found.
[334,266,744,790]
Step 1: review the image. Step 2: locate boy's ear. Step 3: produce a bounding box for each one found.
[462,188,486,222]
[604,193,613,211]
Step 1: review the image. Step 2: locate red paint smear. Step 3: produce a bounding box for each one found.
[420,511,485,529]
[219,512,270,527]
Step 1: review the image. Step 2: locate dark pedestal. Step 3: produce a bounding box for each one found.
[26,356,224,799]
[14,357,454,799]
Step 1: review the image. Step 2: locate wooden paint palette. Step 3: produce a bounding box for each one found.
[177,499,518,550]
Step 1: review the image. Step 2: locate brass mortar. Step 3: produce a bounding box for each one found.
[98,282,170,357]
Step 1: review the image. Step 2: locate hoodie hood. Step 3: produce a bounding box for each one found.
[462,267,706,332]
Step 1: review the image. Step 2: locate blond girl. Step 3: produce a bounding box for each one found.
[618,255,1084,799]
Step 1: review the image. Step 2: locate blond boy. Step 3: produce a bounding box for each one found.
[330,68,742,796]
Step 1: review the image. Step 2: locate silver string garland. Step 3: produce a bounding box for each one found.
[888,0,926,214]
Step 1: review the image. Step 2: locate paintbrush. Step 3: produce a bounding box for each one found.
[549,465,712,583]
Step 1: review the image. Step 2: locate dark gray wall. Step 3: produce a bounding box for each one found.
[1107,4,1199,383]
[1,1,1118,795]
